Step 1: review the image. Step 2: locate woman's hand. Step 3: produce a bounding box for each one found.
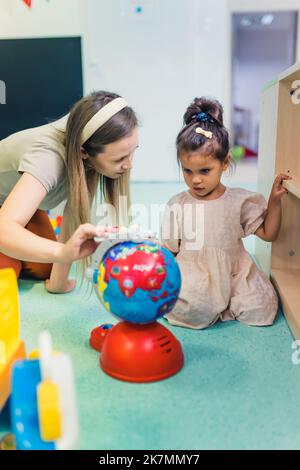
[270,173,292,202]
[55,224,117,264]
[45,278,76,294]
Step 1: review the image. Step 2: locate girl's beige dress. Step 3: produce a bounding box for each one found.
[161,187,278,329]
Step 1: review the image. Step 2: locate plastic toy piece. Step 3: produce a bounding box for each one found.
[37,380,61,442]
[10,359,55,450]
[10,332,78,450]
[0,268,26,410]
[89,324,114,352]
[94,224,156,243]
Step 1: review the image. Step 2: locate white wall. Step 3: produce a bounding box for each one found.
[1,0,300,181]
[83,0,231,181]
[0,0,84,38]
[0,0,232,181]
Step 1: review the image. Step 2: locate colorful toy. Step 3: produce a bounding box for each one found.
[0,268,78,450]
[46,210,62,237]
[0,268,26,411]
[87,235,184,383]
[10,331,79,450]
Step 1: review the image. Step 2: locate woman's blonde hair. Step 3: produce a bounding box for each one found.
[64,91,138,272]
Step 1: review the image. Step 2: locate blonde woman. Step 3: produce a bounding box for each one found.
[0,91,138,293]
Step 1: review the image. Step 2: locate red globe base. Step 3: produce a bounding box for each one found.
[89,324,114,352]
[100,321,184,383]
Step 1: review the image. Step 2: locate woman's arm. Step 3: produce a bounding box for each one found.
[255,173,292,242]
[0,173,63,262]
[45,206,75,293]
[0,173,103,263]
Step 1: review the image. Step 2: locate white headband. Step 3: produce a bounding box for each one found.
[81,97,128,144]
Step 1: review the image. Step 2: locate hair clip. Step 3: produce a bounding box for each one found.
[193,112,215,124]
[195,127,213,139]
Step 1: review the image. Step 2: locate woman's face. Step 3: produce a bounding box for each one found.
[84,127,139,179]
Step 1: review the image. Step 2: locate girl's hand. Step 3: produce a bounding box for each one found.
[270,174,292,202]
[45,278,76,294]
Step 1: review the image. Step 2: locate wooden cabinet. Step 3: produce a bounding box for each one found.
[255,62,300,339]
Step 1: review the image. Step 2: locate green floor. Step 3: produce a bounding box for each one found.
[1,179,300,450]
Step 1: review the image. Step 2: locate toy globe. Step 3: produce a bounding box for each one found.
[89,240,184,383]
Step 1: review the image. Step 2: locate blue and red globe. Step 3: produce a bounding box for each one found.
[97,241,181,324]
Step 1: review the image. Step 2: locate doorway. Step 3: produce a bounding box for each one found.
[231,11,298,158]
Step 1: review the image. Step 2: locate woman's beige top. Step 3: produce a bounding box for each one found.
[0,115,69,210]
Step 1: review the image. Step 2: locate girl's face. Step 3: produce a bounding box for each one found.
[84,127,139,179]
[179,151,229,200]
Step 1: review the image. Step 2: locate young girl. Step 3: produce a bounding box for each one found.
[161,97,291,329]
[0,91,138,293]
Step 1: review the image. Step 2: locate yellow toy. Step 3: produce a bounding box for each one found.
[0,268,26,410]
[0,268,78,449]
[11,331,79,450]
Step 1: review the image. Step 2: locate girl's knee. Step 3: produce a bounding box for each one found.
[235,308,277,326]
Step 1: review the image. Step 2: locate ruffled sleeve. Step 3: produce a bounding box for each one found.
[240,192,267,237]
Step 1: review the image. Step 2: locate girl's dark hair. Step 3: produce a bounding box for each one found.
[176,97,230,164]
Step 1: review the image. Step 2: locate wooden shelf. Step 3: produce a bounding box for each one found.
[282,180,300,199]
[256,62,300,339]
[279,61,300,82]
[272,269,300,339]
